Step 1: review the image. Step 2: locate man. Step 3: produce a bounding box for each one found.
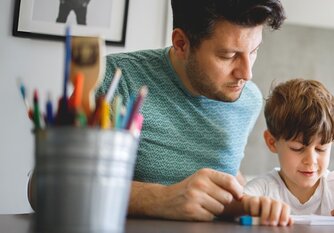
[100,0,287,222]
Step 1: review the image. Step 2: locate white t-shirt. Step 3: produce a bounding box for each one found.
[244,168,334,215]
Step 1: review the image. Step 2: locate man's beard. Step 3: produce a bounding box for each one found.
[184,52,243,102]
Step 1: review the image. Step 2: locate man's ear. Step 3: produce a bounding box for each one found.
[263,130,278,153]
[171,28,190,60]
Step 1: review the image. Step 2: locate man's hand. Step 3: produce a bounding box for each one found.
[128,168,243,221]
[241,195,292,226]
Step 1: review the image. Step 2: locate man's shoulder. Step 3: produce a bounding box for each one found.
[106,48,166,64]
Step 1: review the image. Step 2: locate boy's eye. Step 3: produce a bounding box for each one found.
[290,147,304,152]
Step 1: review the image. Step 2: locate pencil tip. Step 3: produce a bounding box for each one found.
[140,85,148,96]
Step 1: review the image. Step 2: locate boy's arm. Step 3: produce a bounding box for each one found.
[221,195,292,226]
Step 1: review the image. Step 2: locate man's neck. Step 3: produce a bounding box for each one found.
[168,47,198,96]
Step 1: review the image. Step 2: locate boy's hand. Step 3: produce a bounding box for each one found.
[331,209,334,216]
[242,195,292,226]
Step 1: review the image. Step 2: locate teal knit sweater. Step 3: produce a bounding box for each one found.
[96,47,262,185]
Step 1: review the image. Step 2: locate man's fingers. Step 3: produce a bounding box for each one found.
[206,169,243,200]
[200,193,226,216]
[181,202,216,221]
[207,183,234,206]
[189,169,235,206]
[179,168,245,219]
[183,186,226,216]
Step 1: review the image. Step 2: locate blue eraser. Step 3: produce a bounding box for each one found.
[239,216,260,226]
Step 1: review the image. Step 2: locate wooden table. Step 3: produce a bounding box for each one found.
[1,214,333,233]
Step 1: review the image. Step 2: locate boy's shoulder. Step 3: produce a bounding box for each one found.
[244,169,282,195]
[326,170,334,183]
[324,170,334,193]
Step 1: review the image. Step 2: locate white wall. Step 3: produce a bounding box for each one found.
[0,0,168,214]
[282,0,334,29]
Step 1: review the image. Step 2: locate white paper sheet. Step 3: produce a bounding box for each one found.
[292,215,334,225]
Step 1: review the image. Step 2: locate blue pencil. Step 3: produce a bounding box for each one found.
[63,26,71,100]
[17,79,33,119]
[45,92,54,126]
[121,94,135,129]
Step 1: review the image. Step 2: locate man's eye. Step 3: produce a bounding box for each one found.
[219,53,236,59]
[316,148,326,152]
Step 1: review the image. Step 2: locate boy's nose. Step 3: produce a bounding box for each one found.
[302,150,317,165]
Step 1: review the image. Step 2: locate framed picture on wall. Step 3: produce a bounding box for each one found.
[12,0,129,45]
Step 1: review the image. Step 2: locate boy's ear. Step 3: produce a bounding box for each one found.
[171,28,190,60]
[263,130,278,153]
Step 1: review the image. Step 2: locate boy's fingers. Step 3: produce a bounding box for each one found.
[241,195,292,227]
[248,197,260,216]
[259,197,271,225]
[278,204,291,226]
[268,200,282,225]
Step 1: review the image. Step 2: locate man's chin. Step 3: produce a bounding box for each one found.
[213,91,242,102]
[201,93,241,102]
[197,86,243,102]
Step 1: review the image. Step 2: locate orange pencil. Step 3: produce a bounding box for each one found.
[69,72,84,111]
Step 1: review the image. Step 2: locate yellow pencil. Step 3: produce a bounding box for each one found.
[100,99,111,129]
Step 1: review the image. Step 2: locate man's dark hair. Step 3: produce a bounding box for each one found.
[171,0,286,48]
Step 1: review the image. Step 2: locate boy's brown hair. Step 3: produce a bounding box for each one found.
[264,78,334,145]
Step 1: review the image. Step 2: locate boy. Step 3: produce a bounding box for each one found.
[244,79,334,215]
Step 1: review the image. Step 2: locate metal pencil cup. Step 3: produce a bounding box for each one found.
[34,128,139,233]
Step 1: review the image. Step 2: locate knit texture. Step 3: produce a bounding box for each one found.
[96,47,263,185]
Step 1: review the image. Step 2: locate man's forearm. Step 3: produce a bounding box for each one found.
[127,181,167,218]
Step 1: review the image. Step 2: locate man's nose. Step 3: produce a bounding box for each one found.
[232,56,252,81]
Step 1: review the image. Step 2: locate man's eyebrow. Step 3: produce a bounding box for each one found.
[216,48,236,53]
[216,42,263,54]
[251,42,262,53]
